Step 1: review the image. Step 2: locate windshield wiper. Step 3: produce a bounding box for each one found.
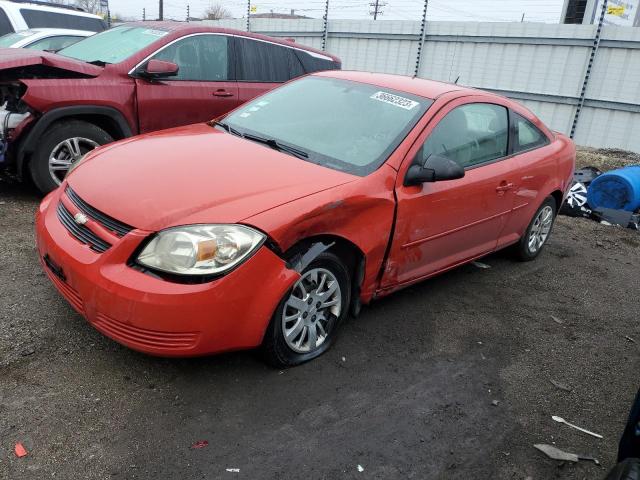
[211,120,242,137]
[87,60,109,66]
[242,133,309,160]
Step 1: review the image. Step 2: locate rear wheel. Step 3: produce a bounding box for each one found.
[29,120,113,194]
[262,251,351,367]
[515,196,557,261]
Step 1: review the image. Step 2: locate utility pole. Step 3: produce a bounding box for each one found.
[159,0,163,20]
[142,7,145,21]
[186,4,189,22]
[414,0,429,76]
[107,9,111,27]
[570,0,607,138]
[369,0,385,19]
[322,0,329,51]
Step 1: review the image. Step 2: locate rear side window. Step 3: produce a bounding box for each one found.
[512,112,549,153]
[20,9,106,32]
[295,49,339,73]
[0,7,14,36]
[152,35,229,81]
[422,103,509,168]
[235,38,299,82]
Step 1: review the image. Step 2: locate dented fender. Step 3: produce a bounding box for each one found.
[245,164,398,304]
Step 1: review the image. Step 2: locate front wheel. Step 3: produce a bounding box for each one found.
[29,120,113,194]
[514,196,557,261]
[262,251,351,367]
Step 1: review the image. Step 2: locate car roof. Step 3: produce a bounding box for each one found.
[0,0,102,19]
[314,70,487,100]
[123,21,340,63]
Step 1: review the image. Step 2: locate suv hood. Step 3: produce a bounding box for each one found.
[0,48,102,78]
[68,123,356,231]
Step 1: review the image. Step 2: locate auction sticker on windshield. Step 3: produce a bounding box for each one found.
[370,91,419,110]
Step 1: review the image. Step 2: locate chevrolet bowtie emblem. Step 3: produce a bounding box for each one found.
[74,212,88,225]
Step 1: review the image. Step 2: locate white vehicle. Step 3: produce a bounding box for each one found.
[0,0,105,37]
[0,27,92,50]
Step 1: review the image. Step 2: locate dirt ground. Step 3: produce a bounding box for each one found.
[1,149,639,479]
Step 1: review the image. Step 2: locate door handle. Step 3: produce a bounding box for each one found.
[212,90,233,97]
[496,182,514,192]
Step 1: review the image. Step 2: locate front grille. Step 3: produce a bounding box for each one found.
[94,313,199,351]
[65,186,133,237]
[57,202,112,253]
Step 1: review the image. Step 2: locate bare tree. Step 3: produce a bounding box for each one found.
[205,3,232,20]
[75,0,101,14]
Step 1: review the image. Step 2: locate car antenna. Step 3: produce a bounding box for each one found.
[454,75,460,85]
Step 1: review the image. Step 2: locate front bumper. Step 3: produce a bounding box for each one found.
[35,188,300,357]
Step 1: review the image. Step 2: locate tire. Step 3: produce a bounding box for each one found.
[514,196,557,261]
[29,120,113,194]
[262,251,351,367]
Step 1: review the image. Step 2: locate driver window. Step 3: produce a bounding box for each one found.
[151,34,228,81]
[422,103,508,168]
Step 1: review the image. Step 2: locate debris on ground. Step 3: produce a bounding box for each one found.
[226,468,240,473]
[552,415,603,439]
[550,315,564,325]
[560,155,640,235]
[471,261,491,269]
[357,465,364,472]
[14,442,28,458]
[190,440,209,449]
[625,335,636,344]
[550,380,573,392]
[534,444,600,465]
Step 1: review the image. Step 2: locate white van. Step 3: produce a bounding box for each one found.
[0,0,106,36]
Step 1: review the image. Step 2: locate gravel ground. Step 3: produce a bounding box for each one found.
[1,175,639,480]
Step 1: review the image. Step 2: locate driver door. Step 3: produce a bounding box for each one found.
[380,99,517,289]
[135,34,239,133]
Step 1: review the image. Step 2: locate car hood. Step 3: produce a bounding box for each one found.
[0,48,102,77]
[67,123,356,231]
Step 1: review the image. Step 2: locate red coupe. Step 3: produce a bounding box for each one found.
[35,71,575,366]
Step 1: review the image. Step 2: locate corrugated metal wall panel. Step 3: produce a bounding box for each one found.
[200,18,640,152]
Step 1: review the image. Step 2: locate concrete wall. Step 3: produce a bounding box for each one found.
[203,18,640,152]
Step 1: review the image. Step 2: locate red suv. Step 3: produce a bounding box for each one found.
[0,21,340,192]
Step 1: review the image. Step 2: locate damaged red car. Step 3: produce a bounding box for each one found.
[35,71,575,366]
[0,21,339,193]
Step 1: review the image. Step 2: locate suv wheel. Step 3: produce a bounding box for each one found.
[29,120,113,194]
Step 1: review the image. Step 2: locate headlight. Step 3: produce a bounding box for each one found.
[136,224,265,276]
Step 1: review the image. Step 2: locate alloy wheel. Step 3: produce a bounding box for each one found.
[528,205,554,253]
[281,267,342,353]
[48,137,100,185]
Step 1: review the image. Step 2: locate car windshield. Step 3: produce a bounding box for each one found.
[222,76,432,176]
[0,30,35,47]
[57,26,168,64]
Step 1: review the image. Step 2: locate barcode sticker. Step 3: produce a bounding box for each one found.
[370,91,419,110]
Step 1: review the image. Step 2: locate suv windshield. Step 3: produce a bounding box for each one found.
[223,76,432,176]
[58,26,168,64]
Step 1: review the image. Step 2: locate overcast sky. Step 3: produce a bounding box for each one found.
[107,0,565,24]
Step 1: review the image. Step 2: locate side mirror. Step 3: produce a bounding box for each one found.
[404,154,465,186]
[138,59,179,79]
